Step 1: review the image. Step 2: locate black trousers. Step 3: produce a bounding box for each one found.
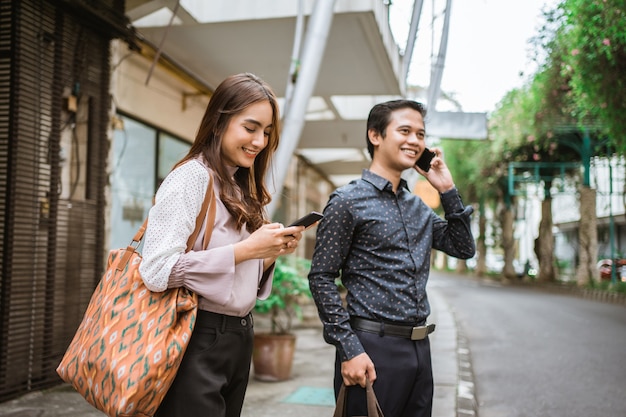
[156,310,254,417]
[334,329,433,417]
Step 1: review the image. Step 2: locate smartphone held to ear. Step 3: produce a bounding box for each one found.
[415,148,436,172]
[288,211,324,228]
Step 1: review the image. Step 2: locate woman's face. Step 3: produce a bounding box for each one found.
[221,100,274,168]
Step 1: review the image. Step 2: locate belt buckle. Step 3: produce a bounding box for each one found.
[410,324,436,340]
[410,325,428,340]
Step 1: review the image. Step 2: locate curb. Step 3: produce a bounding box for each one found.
[428,286,478,417]
[497,278,626,307]
[456,331,478,417]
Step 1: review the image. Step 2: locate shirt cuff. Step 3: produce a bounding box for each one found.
[339,331,366,361]
[440,188,474,217]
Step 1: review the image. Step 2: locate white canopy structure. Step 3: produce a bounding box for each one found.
[126,0,487,212]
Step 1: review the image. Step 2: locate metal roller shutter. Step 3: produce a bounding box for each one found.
[0,0,129,401]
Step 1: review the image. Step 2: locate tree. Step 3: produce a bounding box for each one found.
[439,1,625,284]
[484,70,585,282]
[559,0,626,151]
[441,138,491,275]
[531,1,618,284]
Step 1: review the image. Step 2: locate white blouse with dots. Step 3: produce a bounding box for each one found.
[138,158,273,317]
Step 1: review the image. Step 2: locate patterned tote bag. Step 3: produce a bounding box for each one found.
[57,174,216,417]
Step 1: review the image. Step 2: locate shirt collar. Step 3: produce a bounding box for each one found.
[361,169,409,193]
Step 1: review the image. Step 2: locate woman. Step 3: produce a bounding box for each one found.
[139,73,304,417]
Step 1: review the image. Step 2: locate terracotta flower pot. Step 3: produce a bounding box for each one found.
[252,333,297,381]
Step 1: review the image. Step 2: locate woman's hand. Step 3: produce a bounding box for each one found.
[234,223,303,264]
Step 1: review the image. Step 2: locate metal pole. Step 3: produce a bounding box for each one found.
[402,0,424,82]
[283,0,305,120]
[266,0,336,217]
[426,0,452,110]
[609,151,617,284]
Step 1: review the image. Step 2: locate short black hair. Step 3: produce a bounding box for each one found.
[365,99,427,158]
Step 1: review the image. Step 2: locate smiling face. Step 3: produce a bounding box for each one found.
[221,100,274,169]
[369,106,426,172]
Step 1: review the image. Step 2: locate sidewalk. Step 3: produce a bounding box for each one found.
[0,287,475,417]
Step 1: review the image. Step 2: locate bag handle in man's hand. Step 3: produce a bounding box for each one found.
[333,377,384,417]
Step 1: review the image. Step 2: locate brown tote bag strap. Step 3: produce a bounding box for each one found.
[334,383,347,417]
[333,377,384,417]
[365,378,384,417]
[117,174,216,270]
[186,174,216,251]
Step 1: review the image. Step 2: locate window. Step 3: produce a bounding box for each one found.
[109,115,190,250]
[159,132,190,184]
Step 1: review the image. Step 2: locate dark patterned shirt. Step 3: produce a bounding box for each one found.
[308,169,475,360]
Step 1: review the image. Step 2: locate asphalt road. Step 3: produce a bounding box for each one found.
[429,271,626,417]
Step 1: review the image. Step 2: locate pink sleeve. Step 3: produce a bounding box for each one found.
[168,245,236,305]
[168,246,276,305]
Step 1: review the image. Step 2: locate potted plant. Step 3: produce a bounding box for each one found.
[252,257,312,381]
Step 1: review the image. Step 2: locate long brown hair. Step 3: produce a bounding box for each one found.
[175,73,280,232]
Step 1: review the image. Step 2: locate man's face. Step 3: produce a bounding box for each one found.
[370,107,427,171]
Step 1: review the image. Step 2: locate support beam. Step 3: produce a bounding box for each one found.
[283,0,305,118]
[402,0,424,82]
[266,0,336,217]
[427,111,487,139]
[427,0,452,110]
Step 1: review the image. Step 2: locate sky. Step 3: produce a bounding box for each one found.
[390,0,559,114]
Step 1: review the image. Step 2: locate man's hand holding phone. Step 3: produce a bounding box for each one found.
[415,148,436,172]
[414,147,456,193]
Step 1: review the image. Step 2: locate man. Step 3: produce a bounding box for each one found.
[308,99,475,417]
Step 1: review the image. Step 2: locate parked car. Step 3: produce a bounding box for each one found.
[597,259,626,282]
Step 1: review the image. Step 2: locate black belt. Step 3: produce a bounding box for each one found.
[197,310,253,330]
[350,317,435,340]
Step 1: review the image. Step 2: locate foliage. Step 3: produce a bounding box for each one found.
[485,1,623,187]
[559,0,626,150]
[438,1,626,203]
[254,257,312,334]
[587,279,626,294]
[441,138,493,204]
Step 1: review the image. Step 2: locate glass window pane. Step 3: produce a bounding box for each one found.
[109,116,156,250]
[158,133,190,184]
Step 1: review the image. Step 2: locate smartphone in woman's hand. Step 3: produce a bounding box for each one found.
[288,211,324,228]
